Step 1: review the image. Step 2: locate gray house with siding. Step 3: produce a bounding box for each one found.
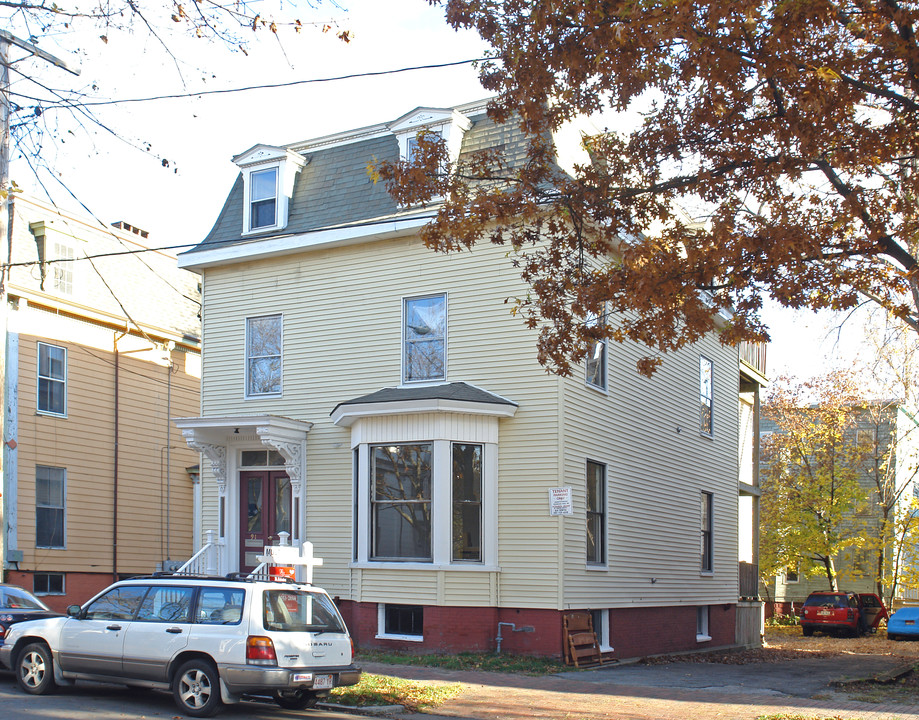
[175,99,766,659]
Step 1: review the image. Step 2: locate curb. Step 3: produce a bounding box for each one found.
[318,702,406,716]
[832,661,916,687]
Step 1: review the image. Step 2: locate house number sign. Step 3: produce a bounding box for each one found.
[548,487,574,516]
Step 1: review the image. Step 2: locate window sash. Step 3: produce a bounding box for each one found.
[246,315,282,396]
[371,444,432,561]
[700,356,713,435]
[452,443,482,562]
[250,168,278,229]
[403,295,446,382]
[36,465,65,549]
[700,491,713,572]
[586,461,606,564]
[37,343,66,415]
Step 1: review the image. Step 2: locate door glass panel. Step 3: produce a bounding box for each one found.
[275,476,291,535]
[84,586,149,620]
[247,477,263,533]
[136,586,195,623]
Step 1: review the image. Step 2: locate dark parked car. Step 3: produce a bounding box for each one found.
[800,590,888,637]
[0,584,61,638]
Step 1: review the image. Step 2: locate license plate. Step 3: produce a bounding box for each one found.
[906,620,915,626]
[313,674,333,690]
[817,610,832,616]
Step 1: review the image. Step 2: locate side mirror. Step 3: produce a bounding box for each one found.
[66,605,82,618]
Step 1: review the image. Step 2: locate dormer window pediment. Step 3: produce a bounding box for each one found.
[233,145,306,236]
[389,108,472,166]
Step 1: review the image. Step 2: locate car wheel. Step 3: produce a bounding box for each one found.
[889,633,901,641]
[274,689,321,710]
[16,642,56,695]
[802,626,814,637]
[172,659,222,718]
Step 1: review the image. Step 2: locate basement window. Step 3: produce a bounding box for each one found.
[377,603,423,642]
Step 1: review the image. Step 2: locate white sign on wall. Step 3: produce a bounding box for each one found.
[548,487,574,516]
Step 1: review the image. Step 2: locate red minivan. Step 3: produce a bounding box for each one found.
[800,591,888,637]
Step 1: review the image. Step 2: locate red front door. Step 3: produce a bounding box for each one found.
[240,470,292,573]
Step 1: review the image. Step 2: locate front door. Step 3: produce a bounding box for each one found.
[240,470,292,572]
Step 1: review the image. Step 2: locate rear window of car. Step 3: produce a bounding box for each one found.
[263,590,345,633]
[804,594,848,608]
[1,587,50,611]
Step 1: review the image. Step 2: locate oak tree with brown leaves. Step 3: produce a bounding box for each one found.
[380,0,919,375]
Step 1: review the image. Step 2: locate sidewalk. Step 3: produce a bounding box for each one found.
[359,661,919,720]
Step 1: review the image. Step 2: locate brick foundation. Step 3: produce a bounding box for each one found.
[4,571,115,613]
[337,600,738,660]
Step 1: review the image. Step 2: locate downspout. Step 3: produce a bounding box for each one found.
[113,329,126,582]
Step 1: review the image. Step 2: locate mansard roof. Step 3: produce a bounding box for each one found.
[181,99,531,266]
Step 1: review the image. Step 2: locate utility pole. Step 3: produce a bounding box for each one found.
[0,32,78,579]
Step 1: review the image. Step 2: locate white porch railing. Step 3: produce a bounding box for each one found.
[173,530,222,576]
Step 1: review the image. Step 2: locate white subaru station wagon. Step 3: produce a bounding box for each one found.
[0,574,361,717]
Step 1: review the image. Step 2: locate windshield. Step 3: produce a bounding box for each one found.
[263,589,345,634]
[1,586,50,611]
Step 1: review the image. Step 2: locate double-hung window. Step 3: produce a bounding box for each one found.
[37,342,66,416]
[403,294,446,383]
[700,491,713,573]
[52,242,74,294]
[700,356,713,435]
[371,444,433,561]
[586,461,606,565]
[246,314,282,396]
[452,443,482,562]
[250,168,278,231]
[36,465,65,549]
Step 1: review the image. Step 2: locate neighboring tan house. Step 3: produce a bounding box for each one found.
[0,194,202,611]
[175,99,767,659]
[761,402,919,612]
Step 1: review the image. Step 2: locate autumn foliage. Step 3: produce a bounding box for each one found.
[379,0,919,375]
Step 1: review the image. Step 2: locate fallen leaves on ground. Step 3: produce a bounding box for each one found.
[639,627,919,665]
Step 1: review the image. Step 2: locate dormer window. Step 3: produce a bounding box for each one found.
[250,168,278,230]
[233,145,306,235]
[390,107,472,168]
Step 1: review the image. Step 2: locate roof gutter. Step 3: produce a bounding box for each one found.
[177,216,431,271]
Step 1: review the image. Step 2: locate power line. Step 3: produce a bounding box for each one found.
[0,211,440,270]
[17,58,488,110]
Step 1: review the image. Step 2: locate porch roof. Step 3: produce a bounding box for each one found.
[330,382,518,428]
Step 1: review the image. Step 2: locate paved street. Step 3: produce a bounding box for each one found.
[4,653,919,720]
[0,674,365,720]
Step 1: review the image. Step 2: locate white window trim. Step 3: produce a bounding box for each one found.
[234,146,306,236]
[376,603,424,642]
[247,166,280,233]
[353,439,498,570]
[36,342,67,418]
[402,293,447,385]
[244,313,283,399]
[696,606,711,642]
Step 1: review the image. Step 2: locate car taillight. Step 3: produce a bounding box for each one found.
[246,636,278,666]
